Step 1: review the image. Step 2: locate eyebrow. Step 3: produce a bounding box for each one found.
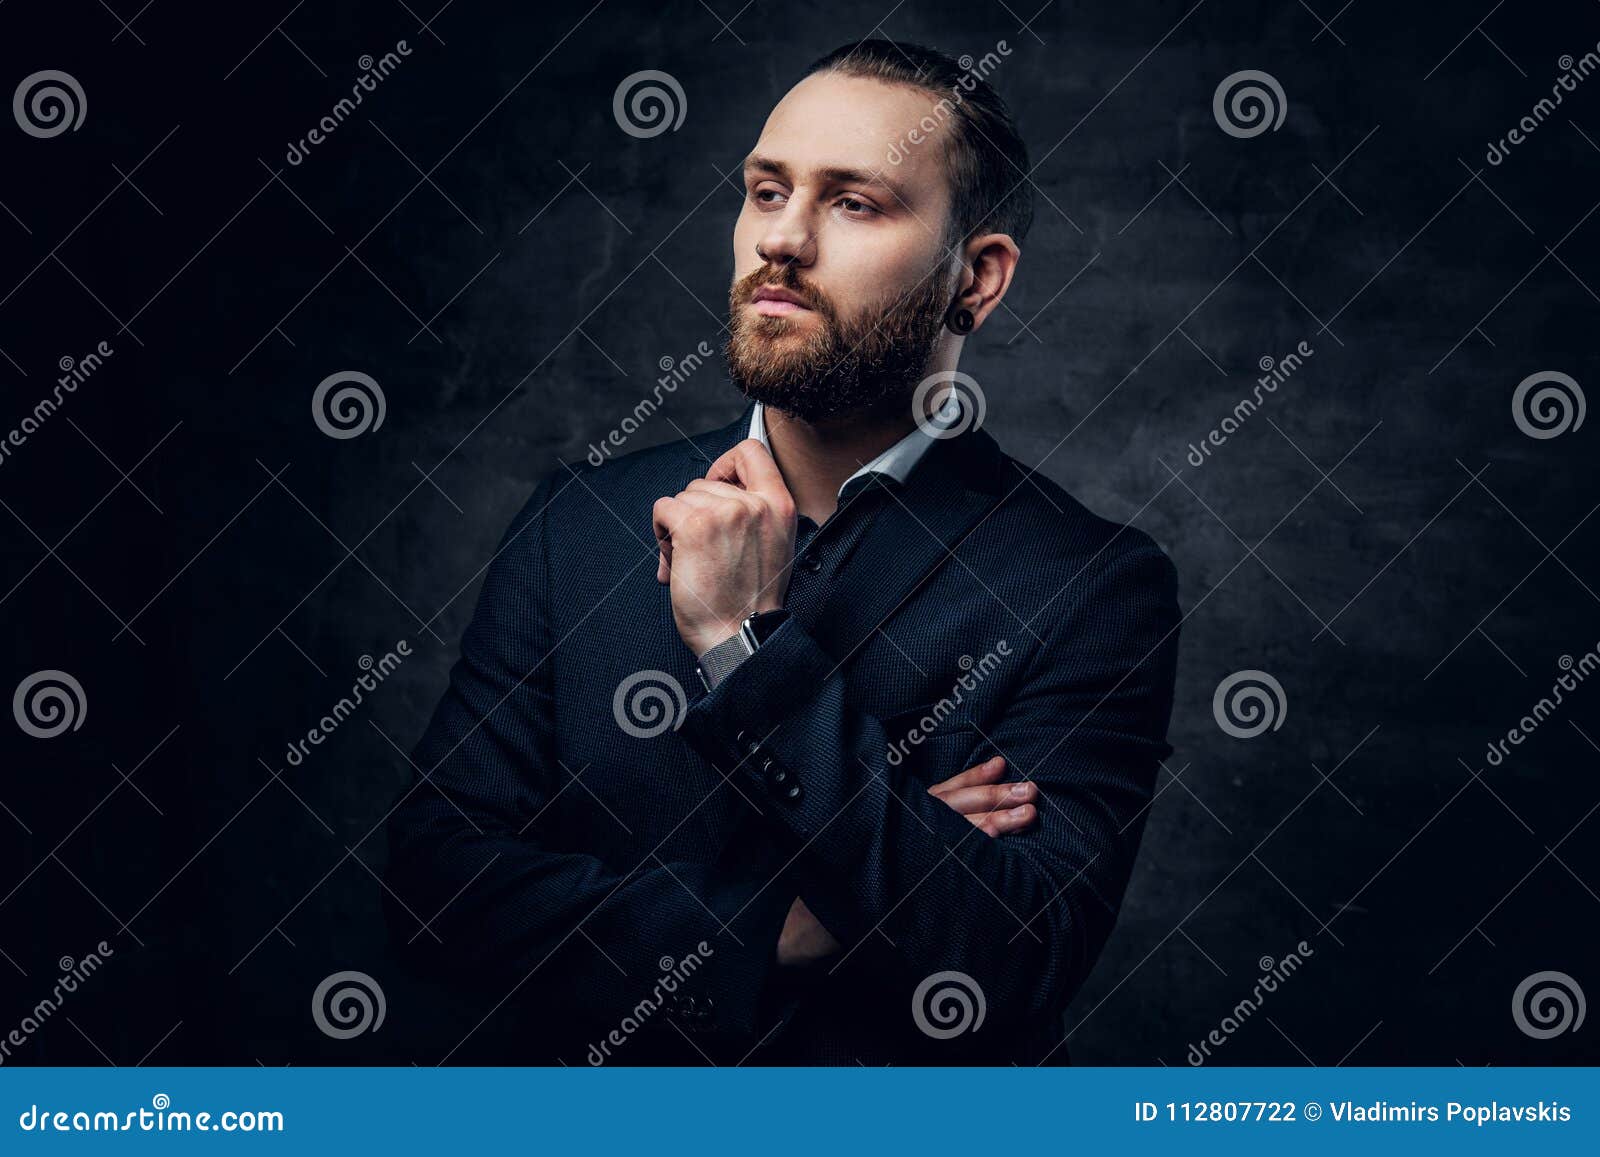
[742,154,910,207]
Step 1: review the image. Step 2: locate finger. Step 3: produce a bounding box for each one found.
[665,489,729,513]
[652,496,684,583]
[652,495,688,543]
[928,756,1006,796]
[936,780,1037,816]
[684,477,762,505]
[706,439,789,501]
[975,803,1036,838]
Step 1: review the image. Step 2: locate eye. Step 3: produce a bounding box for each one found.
[751,186,787,208]
[836,195,879,218]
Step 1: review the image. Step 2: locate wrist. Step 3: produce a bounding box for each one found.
[694,609,790,691]
[693,622,747,661]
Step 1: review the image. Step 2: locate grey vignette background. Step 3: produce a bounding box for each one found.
[0,0,1596,1066]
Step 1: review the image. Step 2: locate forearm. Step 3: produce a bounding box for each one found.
[675,618,1126,1023]
[385,778,795,1037]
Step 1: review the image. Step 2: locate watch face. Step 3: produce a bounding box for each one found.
[747,609,790,646]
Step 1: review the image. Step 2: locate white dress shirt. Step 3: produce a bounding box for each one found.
[746,397,960,499]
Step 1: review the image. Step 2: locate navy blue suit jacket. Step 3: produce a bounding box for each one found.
[384,403,1180,1064]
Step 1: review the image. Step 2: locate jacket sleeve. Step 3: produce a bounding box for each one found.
[382,475,793,1039]
[673,541,1181,1028]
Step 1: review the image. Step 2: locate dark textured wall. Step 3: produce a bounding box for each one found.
[1,0,1596,1065]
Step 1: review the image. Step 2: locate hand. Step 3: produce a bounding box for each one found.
[927,755,1039,837]
[775,756,1038,966]
[652,439,797,657]
[776,896,839,968]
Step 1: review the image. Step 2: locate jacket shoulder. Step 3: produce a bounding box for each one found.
[985,450,1175,583]
[514,415,746,537]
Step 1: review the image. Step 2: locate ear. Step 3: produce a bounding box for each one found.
[951,232,1021,332]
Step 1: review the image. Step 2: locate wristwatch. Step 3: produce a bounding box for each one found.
[696,609,790,691]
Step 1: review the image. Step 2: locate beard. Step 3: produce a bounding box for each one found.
[724,261,952,424]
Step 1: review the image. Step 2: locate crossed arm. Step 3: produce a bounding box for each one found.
[654,440,1179,1027]
[386,442,1176,1042]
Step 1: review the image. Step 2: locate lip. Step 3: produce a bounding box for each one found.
[750,286,812,316]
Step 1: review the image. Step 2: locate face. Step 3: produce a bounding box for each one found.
[726,72,960,424]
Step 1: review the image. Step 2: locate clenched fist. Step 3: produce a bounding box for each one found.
[652,439,798,657]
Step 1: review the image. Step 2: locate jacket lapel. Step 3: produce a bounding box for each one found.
[802,427,1007,670]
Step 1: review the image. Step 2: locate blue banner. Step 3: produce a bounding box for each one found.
[1,1067,1596,1153]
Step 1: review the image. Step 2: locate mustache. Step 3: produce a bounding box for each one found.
[731,264,828,313]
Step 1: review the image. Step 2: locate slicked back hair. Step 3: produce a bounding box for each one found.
[803,39,1034,248]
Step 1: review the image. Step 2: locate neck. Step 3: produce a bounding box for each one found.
[763,405,915,524]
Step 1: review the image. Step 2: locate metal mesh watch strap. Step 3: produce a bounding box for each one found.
[695,610,790,692]
[696,629,756,691]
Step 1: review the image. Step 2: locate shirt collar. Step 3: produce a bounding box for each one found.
[747,399,959,500]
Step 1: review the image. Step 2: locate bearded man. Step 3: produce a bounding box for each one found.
[384,39,1181,1065]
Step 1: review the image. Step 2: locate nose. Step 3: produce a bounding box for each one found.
[756,205,816,268]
